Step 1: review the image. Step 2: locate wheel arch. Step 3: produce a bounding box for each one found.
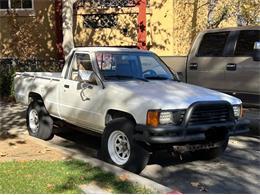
[28,92,44,105]
[105,109,136,126]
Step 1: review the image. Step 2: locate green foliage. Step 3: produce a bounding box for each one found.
[0,160,150,194]
[0,65,15,98]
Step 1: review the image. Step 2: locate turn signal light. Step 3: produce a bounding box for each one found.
[147,110,159,128]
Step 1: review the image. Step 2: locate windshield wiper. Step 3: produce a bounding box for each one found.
[145,76,175,81]
[106,75,149,82]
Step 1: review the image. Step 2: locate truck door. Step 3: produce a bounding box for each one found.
[59,52,104,132]
[187,31,230,90]
[224,29,260,106]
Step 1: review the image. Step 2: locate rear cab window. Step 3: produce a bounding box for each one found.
[234,30,260,57]
[197,31,230,57]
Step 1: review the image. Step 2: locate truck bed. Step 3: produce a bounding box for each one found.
[16,72,62,81]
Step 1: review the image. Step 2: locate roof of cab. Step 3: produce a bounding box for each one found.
[201,25,260,33]
[72,47,152,53]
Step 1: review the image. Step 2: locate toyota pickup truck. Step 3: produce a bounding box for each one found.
[14,47,249,173]
[161,26,260,107]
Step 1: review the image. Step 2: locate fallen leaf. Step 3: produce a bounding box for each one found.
[8,142,16,146]
[47,184,54,189]
[0,152,7,157]
[191,181,208,192]
[119,174,129,181]
[16,140,26,144]
[191,182,199,188]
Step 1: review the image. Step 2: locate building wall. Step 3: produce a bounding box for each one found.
[74,7,138,47]
[73,0,259,56]
[0,0,58,60]
[0,0,259,61]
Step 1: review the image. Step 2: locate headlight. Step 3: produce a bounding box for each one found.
[233,105,242,118]
[159,111,173,124]
[147,110,185,127]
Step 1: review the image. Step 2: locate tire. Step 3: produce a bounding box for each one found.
[101,118,150,174]
[191,138,229,160]
[26,101,54,140]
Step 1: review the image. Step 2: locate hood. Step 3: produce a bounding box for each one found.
[106,80,241,109]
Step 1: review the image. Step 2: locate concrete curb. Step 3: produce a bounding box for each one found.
[27,136,174,194]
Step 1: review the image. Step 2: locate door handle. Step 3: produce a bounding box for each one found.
[189,63,198,70]
[64,84,70,88]
[226,63,237,71]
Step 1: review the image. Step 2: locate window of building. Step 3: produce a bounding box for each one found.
[83,14,118,28]
[77,0,137,8]
[0,0,33,9]
[197,32,230,57]
[234,30,260,57]
[0,0,8,9]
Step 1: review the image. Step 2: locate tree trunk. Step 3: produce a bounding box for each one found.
[62,0,77,58]
[207,0,218,28]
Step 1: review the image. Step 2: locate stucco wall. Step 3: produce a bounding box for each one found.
[0,0,58,60]
[0,0,259,60]
[74,7,138,47]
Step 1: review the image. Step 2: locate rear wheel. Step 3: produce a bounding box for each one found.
[26,101,54,140]
[101,118,150,174]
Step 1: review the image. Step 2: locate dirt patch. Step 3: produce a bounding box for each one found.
[0,101,69,162]
[0,134,68,162]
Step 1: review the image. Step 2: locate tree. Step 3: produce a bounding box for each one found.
[207,0,229,29]
[207,0,260,28]
[62,0,78,57]
[235,0,260,26]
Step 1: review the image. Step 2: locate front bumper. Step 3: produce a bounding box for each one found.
[134,118,250,144]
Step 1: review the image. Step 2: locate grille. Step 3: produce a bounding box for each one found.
[188,103,231,126]
[173,110,186,125]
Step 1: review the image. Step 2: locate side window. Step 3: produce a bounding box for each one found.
[234,30,260,57]
[197,32,230,57]
[70,53,93,81]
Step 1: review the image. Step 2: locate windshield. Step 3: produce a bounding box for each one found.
[95,52,177,81]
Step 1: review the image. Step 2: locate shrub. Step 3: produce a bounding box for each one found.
[0,60,15,98]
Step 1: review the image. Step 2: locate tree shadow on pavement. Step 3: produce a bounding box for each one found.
[0,101,27,140]
[142,137,260,194]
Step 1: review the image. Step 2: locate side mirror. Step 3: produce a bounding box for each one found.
[176,72,184,81]
[79,70,96,83]
[253,41,260,61]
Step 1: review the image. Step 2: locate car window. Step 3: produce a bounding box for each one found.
[69,53,93,81]
[139,56,168,76]
[197,32,230,57]
[234,30,260,57]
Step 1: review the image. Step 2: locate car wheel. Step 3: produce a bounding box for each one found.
[26,101,54,140]
[191,138,229,160]
[101,118,150,174]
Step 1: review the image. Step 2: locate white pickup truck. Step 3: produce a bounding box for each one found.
[14,47,249,173]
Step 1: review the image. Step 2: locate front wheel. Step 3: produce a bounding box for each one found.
[101,118,150,174]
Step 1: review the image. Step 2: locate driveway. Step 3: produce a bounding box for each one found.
[1,101,259,193]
